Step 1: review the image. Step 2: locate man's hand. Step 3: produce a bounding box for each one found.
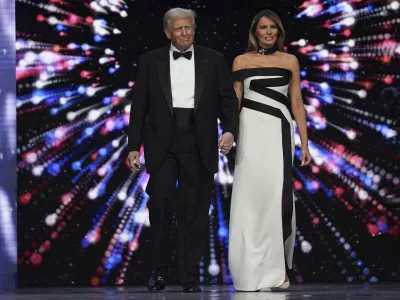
[218,132,234,155]
[127,151,141,171]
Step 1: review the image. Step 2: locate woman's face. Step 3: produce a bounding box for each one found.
[255,16,279,48]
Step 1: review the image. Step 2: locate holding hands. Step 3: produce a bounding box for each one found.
[219,132,234,154]
[127,151,141,171]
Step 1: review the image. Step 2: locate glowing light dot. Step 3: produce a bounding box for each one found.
[87,230,100,244]
[19,59,27,67]
[59,97,68,105]
[384,76,393,84]
[343,17,355,26]
[119,231,130,243]
[116,89,127,97]
[350,61,359,69]
[111,140,120,148]
[129,241,138,251]
[54,128,64,138]
[25,152,38,164]
[45,213,57,226]
[105,48,114,55]
[35,80,44,89]
[320,49,329,57]
[30,253,43,265]
[359,189,368,200]
[391,1,400,10]
[118,191,127,201]
[373,175,381,183]
[322,64,330,72]
[39,73,49,81]
[48,16,58,25]
[66,112,76,121]
[314,157,324,166]
[61,193,73,205]
[32,165,45,177]
[86,87,96,96]
[91,277,100,286]
[37,14,45,22]
[344,4,353,13]
[347,39,355,47]
[126,197,135,207]
[208,263,220,276]
[88,109,101,122]
[346,130,356,140]
[134,211,147,224]
[88,188,99,200]
[367,223,379,235]
[301,240,312,253]
[298,39,306,46]
[18,193,32,206]
[320,82,329,90]
[39,240,51,253]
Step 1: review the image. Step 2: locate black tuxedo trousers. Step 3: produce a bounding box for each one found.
[145,126,214,283]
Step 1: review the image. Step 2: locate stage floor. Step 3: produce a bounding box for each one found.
[1,284,399,300]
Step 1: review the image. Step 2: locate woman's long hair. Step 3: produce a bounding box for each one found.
[246,10,285,53]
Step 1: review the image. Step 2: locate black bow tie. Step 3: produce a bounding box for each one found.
[173,51,192,60]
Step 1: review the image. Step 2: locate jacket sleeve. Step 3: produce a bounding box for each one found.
[216,53,239,140]
[127,54,149,151]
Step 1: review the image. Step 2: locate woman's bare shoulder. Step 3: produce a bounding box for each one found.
[233,53,255,63]
[233,54,246,71]
[281,52,298,64]
[277,52,299,71]
[233,53,258,71]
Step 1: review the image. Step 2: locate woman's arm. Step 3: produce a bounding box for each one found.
[288,55,312,165]
[232,56,244,110]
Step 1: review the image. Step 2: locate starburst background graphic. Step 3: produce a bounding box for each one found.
[16,0,400,287]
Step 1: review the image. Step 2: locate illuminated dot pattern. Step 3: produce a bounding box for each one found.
[16,0,400,286]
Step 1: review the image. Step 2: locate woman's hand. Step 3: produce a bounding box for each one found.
[300,147,312,166]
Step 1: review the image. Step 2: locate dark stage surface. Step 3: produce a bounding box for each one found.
[2,284,400,300]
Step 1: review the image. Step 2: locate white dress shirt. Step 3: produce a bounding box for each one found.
[169,44,195,109]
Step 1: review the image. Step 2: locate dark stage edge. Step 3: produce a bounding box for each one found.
[1,284,400,300]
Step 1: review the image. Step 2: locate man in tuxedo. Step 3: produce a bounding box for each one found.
[127,7,239,293]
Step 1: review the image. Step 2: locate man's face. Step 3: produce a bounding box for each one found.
[165,17,195,51]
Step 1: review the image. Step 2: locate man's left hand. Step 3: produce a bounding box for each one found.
[218,132,234,154]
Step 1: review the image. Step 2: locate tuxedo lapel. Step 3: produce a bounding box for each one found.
[194,46,208,114]
[156,47,173,116]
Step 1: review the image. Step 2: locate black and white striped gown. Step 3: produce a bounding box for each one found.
[229,67,296,291]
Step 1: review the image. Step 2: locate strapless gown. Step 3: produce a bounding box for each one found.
[228,67,296,291]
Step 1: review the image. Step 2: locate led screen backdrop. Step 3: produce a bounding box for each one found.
[0,0,17,292]
[17,0,400,287]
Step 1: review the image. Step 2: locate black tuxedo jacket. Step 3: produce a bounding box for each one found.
[127,45,239,174]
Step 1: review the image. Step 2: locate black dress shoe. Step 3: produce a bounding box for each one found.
[183,281,201,293]
[147,268,167,292]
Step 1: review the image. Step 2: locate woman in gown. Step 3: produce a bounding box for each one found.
[228,10,312,292]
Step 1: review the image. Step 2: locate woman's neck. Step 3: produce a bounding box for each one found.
[257,44,277,55]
